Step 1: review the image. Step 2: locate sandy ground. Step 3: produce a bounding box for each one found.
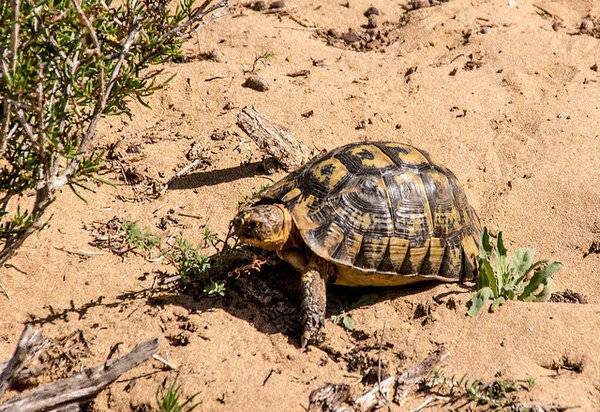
[1,0,600,410]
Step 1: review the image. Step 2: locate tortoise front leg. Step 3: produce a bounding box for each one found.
[300,267,327,348]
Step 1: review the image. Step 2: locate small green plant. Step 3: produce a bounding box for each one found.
[0,0,229,267]
[122,221,162,252]
[330,312,355,331]
[243,50,275,74]
[467,228,563,316]
[203,280,226,296]
[170,236,211,278]
[428,370,535,409]
[156,374,200,412]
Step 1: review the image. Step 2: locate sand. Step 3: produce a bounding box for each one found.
[1,0,599,410]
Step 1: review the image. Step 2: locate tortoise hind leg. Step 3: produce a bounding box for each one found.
[300,266,327,348]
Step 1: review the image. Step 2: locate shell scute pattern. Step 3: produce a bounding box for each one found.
[259,141,480,280]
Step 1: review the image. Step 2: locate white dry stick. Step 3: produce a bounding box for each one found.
[236,106,312,171]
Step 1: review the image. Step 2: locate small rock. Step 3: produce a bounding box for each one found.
[223,101,235,110]
[366,15,379,29]
[327,28,340,38]
[242,75,269,92]
[206,49,224,62]
[301,110,314,118]
[412,0,431,9]
[591,63,598,72]
[364,6,380,17]
[480,26,491,34]
[269,0,285,9]
[341,30,361,43]
[210,130,227,141]
[552,21,561,31]
[580,19,594,32]
[251,0,267,11]
[557,112,570,119]
[286,69,310,77]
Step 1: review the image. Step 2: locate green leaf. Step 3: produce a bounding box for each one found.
[490,296,506,312]
[510,247,535,278]
[467,287,494,316]
[479,227,493,259]
[496,232,507,257]
[342,315,355,331]
[477,260,498,297]
[519,262,562,302]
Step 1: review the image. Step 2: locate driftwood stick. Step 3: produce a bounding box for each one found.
[0,338,159,412]
[48,403,80,412]
[236,106,311,171]
[308,347,450,412]
[356,346,449,410]
[394,346,450,405]
[0,325,44,396]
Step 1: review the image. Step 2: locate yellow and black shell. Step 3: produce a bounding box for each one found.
[260,142,481,286]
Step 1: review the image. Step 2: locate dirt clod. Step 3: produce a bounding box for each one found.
[412,0,431,9]
[550,289,588,304]
[269,0,285,9]
[341,30,361,43]
[250,1,267,11]
[242,75,270,91]
[364,7,380,17]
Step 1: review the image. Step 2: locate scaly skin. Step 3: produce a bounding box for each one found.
[300,267,327,348]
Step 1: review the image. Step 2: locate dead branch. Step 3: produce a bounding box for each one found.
[236,106,311,171]
[0,325,44,396]
[0,338,159,412]
[308,346,450,412]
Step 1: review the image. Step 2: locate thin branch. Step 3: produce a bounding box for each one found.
[0,0,21,153]
[71,0,105,95]
[60,19,142,186]
[15,109,36,142]
[71,0,101,52]
[168,0,229,39]
[10,0,21,74]
[0,338,159,412]
[0,325,44,396]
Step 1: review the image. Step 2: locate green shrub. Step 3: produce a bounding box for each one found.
[468,228,562,316]
[0,0,228,265]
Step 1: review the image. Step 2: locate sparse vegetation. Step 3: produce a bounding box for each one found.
[426,369,535,410]
[330,311,355,331]
[468,228,563,316]
[0,0,228,266]
[156,374,201,412]
[122,221,162,253]
[170,236,211,278]
[243,50,275,74]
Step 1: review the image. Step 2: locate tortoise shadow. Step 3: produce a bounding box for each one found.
[26,255,472,348]
[154,262,472,347]
[167,161,266,190]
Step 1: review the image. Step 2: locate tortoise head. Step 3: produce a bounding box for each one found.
[233,204,292,251]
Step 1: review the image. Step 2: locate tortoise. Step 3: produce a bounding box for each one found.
[232,141,480,346]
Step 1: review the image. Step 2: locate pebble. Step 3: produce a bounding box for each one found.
[363,6,380,17]
[412,0,431,9]
[269,0,285,9]
[557,112,570,120]
[242,75,269,92]
[341,31,361,43]
[580,19,594,32]
[251,1,267,11]
[366,15,379,29]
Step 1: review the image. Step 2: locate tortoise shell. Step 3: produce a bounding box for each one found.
[259,141,481,284]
